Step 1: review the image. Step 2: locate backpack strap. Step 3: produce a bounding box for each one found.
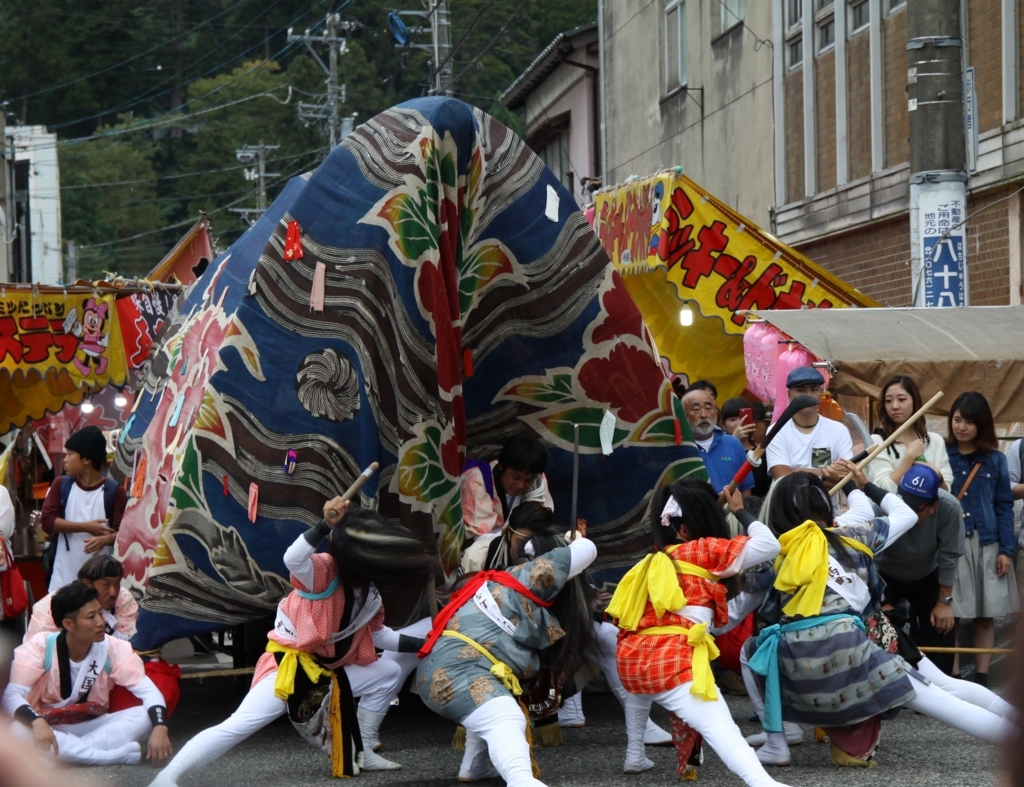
[58,477,75,552]
[42,631,61,672]
[58,476,75,517]
[102,479,118,523]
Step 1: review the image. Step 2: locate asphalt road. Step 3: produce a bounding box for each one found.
[60,676,1004,787]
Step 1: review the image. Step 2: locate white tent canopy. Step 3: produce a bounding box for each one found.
[753,306,1024,423]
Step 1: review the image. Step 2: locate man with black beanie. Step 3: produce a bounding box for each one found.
[39,426,127,593]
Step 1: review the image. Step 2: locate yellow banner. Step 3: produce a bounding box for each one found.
[0,292,129,432]
[594,172,877,401]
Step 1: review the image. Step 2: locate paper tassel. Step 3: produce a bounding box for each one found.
[248,482,259,522]
[452,725,466,751]
[284,220,304,261]
[169,395,185,427]
[673,418,682,446]
[284,449,298,477]
[131,458,147,499]
[463,347,473,377]
[223,475,229,496]
[310,261,326,312]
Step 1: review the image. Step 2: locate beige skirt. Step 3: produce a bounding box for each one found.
[953,536,1021,618]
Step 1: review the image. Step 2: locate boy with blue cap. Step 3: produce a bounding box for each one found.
[876,464,963,675]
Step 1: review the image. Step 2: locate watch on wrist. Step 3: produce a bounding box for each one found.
[937,596,953,606]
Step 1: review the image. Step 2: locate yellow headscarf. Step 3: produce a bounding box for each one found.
[607,549,716,632]
[773,520,875,618]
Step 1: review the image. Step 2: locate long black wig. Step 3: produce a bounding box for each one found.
[765,471,859,570]
[327,508,436,592]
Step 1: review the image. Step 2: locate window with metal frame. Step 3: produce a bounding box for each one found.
[665,0,687,94]
[719,0,744,34]
[787,35,804,69]
[850,0,870,33]
[887,0,906,12]
[818,18,835,52]
[787,0,803,30]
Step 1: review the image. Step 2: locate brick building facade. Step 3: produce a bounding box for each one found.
[774,0,1024,306]
[595,0,1021,306]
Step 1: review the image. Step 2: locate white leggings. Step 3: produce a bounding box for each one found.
[905,672,1015,743]
[10,706,151,766]
[916,656,1016,719]
[152,660,403,783]
[462,695,543,787]
[381,617,435,696]
[625,686,789,787]
[587,621,624,691]
[740,644,1015,744]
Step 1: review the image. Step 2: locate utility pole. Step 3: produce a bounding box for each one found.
[229,142,280,226]
[431,0,453,96]
[289,15,359,149]
[908,0,969,307]
[66,240,77,283]
[0,108,7,282]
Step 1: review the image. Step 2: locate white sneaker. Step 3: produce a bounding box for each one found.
[642,718,673,746]
[458,750,499,782]
[558,694,586,728]
[623,755,656,774]
[360,749,402,771]
[754,732,792,767]
[745,722,804,747]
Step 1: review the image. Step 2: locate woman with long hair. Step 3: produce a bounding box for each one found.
[868,375,953,490]
[150,498,436,786]
[416,522,598,787]
[947,391,1020,683]
[741,468,1014,768]
[609,479,790,787]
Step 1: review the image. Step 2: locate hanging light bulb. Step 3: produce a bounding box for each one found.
[114,391,128,408]
[81,399,94,414]
[679,302,694,327]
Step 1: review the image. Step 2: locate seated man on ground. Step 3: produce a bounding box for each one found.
[26,554,138,641]
[460,436,553,572]
[1,581,172,767]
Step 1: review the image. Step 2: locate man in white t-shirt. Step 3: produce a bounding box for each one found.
[39,426,127,593]
[766,366,852,485]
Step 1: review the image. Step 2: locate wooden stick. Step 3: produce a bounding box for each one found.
[918,647,1014,655]
[340,461,379,502]
[828,390,944,495]
[569,424,580,542]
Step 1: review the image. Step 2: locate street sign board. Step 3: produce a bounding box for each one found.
[964,66,978,174]
[920,189,966,307]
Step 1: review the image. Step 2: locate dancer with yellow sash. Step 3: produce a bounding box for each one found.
[417,525,598,787]
[741,465,1015,768]
[150,496,434,786]
[609,479,791,787]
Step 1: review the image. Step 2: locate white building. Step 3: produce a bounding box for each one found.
[5,126,62,284]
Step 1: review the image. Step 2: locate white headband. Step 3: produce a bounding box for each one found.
[660,495,683,528]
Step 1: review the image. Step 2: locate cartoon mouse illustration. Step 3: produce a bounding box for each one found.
[68,298,111,376]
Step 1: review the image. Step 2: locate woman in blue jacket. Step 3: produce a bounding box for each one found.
[947,391,1019,685]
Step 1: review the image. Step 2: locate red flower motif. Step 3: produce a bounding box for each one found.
[577,343,666,424]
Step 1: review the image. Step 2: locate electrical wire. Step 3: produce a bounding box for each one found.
[80,154,327,250]
[453,1,527,83]
[433,0,499,76]
[1,0,257,103]
[60,148,327,190]
[46,0,287,132]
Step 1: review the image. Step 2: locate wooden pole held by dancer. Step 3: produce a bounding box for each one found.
[827,391,944,496]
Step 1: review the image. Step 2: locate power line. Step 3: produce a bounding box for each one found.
[2,0,256,103]
[60,148,326,190]
[81,154,326,249]
[46,0,287,132]
[453,1,526,83]
[434,0,499,76]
